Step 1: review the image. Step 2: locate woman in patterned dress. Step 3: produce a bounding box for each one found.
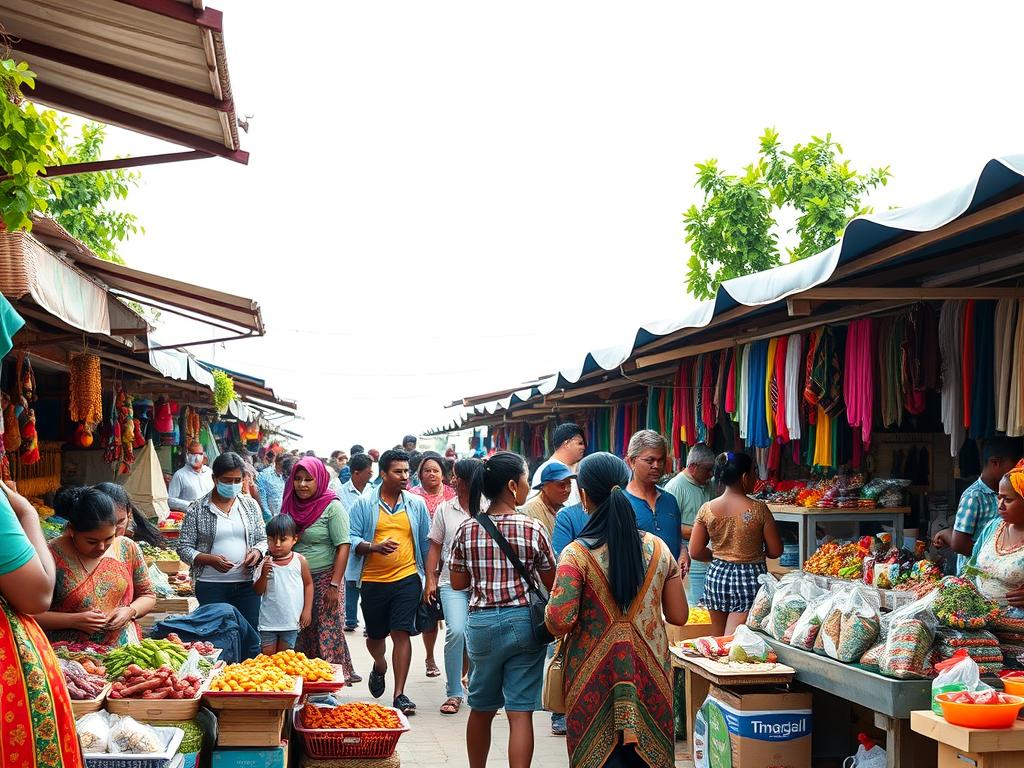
[0,478,85,768]
[545,452,688,768]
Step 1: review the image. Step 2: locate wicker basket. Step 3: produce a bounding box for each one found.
[299,755,400,768]
[106,680,207,722]
[293,708,409,760]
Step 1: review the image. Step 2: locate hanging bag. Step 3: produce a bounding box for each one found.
[475,512,555,646]
[543,638,567,712]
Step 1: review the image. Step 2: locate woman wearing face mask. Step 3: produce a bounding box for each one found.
[545,453,688,768]
[284,457,358,683]
[95,482,168,549]
[449,452,556,768]
[35,486,156,646]
[177,452,267,634]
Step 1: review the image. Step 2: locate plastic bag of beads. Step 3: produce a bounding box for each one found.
[878,591,939,679]
[859,641,885,671]
[936,627,999,648]
[789,589,839,650]
[933,576,999,629]
[991,606,1024,633]
[745,572,779,632]
[770,577,826,642]
[821,585,881,663]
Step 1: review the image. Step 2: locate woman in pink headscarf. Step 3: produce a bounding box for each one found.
[283,457,358,681]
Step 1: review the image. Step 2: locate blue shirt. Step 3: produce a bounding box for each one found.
[954,478,1000,573]
[339,480,369,582]
[348,487,431,586]
[551,503,589,556]
[623,486,682,559]
[255,466,286,522]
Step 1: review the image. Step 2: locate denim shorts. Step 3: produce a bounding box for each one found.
[465,605,545,712]
[259,629,298,649]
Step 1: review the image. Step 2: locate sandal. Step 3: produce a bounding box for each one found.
[425,660,441,678]
[440,696,462,715]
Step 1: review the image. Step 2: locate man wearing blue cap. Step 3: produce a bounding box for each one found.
[521,462,575,538]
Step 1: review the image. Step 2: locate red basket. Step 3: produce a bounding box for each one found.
[292,707,409,759]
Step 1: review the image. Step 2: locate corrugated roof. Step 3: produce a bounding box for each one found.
[433,154,1024,432]
[2,0,247,162]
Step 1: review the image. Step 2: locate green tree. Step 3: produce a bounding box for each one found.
[0,58,66,231]
[46,122,142,264]
[683,129,891,299]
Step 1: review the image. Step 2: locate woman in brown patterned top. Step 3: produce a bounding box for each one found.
[688,452,782,636]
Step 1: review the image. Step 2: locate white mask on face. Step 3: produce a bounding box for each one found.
[187,454,205,468]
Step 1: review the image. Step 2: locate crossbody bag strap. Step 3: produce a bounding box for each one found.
[476,513,543,597]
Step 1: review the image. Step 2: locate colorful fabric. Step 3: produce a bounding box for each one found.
[844,318,874,445]
[293,500,350,574]
[296,569,354,677]
[281,457,339,533]
[545,534,678,768]
[765,338,777,440]
[746,340,769,448]
[784,334,803,441]
[954,478,1000,574]
[694,500,769,564]
[47,537,152,646]
[448,513,554,610]
[703,559,767,614]
[972,517,1024,607]
[1010,460,1024,499]
[0,598,85,768]
[773,335,789,441]
[940,301,967,453]
[995,299,1018,432]
[809,326,843,417]
[408,484,457,519]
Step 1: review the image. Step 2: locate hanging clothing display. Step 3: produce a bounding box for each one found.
[746,340,770,448]
[969,300,996,440]
[765,338,778,441]
[784,333,803,441]
[737,345,749,439]
[962,299,975,431]
[939,301,966,452]
[844,318,874,446]
[1008,300,1024,437]
[994,299,1018,433]
[773,335,789,442]
[902,307,926,416]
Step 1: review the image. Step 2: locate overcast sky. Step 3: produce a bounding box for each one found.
[94,1,1024,454]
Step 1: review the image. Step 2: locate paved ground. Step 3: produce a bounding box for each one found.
[339,631,694,767]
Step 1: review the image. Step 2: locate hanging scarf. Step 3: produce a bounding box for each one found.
[844,318,875,446]
[725,348,737,416]
[962,300,976,430]
[282,457,339,533]
[773,335,789,442]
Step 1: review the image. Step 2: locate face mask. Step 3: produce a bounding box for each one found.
[217,481,241,499]
[187,454,204,467]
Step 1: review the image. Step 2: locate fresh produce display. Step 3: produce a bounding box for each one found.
[933,576,999,629]
[109,664,203,700]
[104,639,211,680]
[166,571,193,596]
[60,658,107,700]
[301,702,402,730]
[803,539,869,578]
[140,543,180,563]
[208,662,296,692]
[942,690,1019,705]
[250,650,334,682]
[165,633,215,656]
[686,606,710,625]
[148,718,204,754]
[52,640,108,675]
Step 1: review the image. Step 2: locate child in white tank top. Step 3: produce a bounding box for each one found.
[254,515,313,653]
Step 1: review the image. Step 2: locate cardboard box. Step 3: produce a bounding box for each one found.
[667,622,713,644]
[211,742,287,768]
[692,685,812,768]
[216,709,286,747]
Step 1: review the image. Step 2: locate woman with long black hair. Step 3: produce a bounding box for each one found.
[545,452,688,768]
[448,452,555,768]
[94,482,168,549]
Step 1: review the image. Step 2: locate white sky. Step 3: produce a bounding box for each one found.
[91,1,1024,454]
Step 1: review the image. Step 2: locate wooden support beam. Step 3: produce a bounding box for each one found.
[787,299,813,317]
[796,286,1024,301]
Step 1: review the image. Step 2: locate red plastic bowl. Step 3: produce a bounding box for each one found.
[936,693,1024,729]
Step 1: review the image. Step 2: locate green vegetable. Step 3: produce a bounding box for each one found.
[148,719,204,754]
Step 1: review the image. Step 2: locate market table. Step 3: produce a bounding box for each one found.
[767,504,910,567]
[762,636,933,768]
[910,710,1024,767]
[669,646,796,751]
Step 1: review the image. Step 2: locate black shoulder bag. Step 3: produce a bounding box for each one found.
[475,513,555,646]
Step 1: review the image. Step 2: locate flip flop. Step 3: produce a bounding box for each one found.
[425,661,441,678]
[440,696,462,715]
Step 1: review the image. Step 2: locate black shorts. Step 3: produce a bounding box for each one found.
[359,574,422,640]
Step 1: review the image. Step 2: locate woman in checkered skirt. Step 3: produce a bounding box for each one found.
[688,452,783,636]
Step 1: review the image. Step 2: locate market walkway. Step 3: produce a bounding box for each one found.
[342,635,695,767]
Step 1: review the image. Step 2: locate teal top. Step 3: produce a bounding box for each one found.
[293,500,350,574]
[0,494,34,576]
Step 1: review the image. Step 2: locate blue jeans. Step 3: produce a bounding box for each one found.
[686,567,707,606]
[195,580,261,638]
[345,580,360,628]
[439,584,470,698]
[465,605,545,712]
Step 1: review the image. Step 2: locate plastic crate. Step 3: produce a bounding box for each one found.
[292,707,409,759]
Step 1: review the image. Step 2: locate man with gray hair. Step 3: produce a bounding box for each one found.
[665,442,716,605]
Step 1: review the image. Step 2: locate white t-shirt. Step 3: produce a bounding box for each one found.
[428,497,474,587]
[527,457,580,507]
[258,554,304,631]
[167,465,214,512]
[199,498,248,583]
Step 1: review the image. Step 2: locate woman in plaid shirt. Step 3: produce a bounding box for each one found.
[449,452,556,768]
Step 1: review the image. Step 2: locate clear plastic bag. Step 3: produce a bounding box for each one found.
[843,733,886,768]
[879,592,938,680]
[108,714,164,754]
[76,711,110,753]
[765,572,804,640]
[820,586,881,663]
[745,572,779,632]
[728,625,771,663]
[147,564,175,598]
[789,589,839,650]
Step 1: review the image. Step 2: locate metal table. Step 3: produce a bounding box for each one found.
[763,637,935,768]
[767,504,910,568]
